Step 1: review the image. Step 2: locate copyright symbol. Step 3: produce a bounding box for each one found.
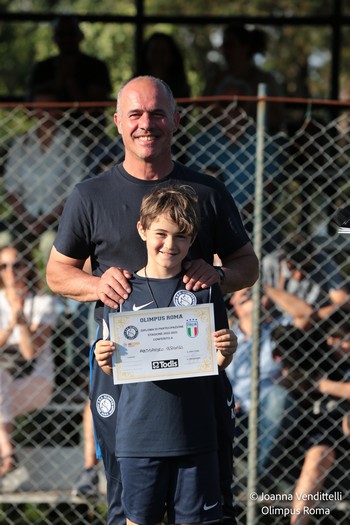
[250,492,258,500]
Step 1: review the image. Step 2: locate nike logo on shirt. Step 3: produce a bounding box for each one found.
[203,501,219,511]
[227,394,234,407]
[132,301,154,311]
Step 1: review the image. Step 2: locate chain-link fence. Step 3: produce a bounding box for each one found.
[0,95,349,525]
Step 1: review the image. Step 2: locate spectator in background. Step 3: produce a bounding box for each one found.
[71,398,101,497]
[71,297,101,498]
[28,14,111,105]
[225,287,297,488]
[262,233,349,326]
[28,14,112,142]
[23,15,112,492]
[3,83,86,266]
[271,311,350,525]
[135,32,191,99]
[188,76,285,254]
[203,23,285,132]
[0,244,58,479]
[85,135,124,177]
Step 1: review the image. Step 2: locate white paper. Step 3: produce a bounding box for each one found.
[109,304,218,384]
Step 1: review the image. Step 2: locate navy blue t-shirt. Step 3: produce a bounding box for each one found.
[101,273,229,458]
[54,162,250,323]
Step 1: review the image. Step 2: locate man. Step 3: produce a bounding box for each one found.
[46,75,259,524]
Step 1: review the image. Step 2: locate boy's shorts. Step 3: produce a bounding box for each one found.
[118,452,222,525]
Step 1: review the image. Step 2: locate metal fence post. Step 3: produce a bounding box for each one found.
[246,83,266,525]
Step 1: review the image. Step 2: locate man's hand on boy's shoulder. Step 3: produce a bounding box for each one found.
[97,267,132,308]
[182,259,221,291]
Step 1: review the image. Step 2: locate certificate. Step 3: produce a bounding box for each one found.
[108,303,217,384]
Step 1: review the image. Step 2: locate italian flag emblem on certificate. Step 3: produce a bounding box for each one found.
[186,319,199,338]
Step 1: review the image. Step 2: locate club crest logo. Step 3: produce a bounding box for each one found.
[124,325,139,340]
[186,318,199,338]
[96,394,115,418]
[173,290,197,307]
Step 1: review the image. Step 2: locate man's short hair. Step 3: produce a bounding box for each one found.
[116,76,176,115]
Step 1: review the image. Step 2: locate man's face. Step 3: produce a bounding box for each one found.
[114,78,179,165]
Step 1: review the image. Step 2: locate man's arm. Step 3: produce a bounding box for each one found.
[221,243,259,293]
[183,243,259,293]
[47,242,259,307]
[46,247,132,308]
[46,247,100,302]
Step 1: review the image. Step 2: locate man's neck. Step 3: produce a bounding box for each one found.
[122,158,174,181]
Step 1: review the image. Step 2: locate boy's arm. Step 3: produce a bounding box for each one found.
[214,328,237,370]
[94,339,115,376]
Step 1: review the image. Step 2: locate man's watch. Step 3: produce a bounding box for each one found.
[213,265,225,284]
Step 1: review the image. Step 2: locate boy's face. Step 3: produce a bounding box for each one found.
[137,213,193,277]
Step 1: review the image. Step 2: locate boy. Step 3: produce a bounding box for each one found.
[94,186,237,525]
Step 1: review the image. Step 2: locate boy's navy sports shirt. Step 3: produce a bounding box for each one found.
[99,273,229,458]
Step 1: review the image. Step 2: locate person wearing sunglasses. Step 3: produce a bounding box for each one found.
[0,244,58,480]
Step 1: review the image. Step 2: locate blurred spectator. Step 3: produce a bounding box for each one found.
[28,14,111,105]
[203,23,285,132]
[334,203,350,234]
[272,310,350,524]
[28,14,112,142]
[225,287,297,486]
[3,83,86,265]
[71,399,100,497]
[188,76,285,254]
[0,243,58,479]
[135,32,191,98]
[85,135,124,177]
[262,233,349,326]
[71,299,101,498]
